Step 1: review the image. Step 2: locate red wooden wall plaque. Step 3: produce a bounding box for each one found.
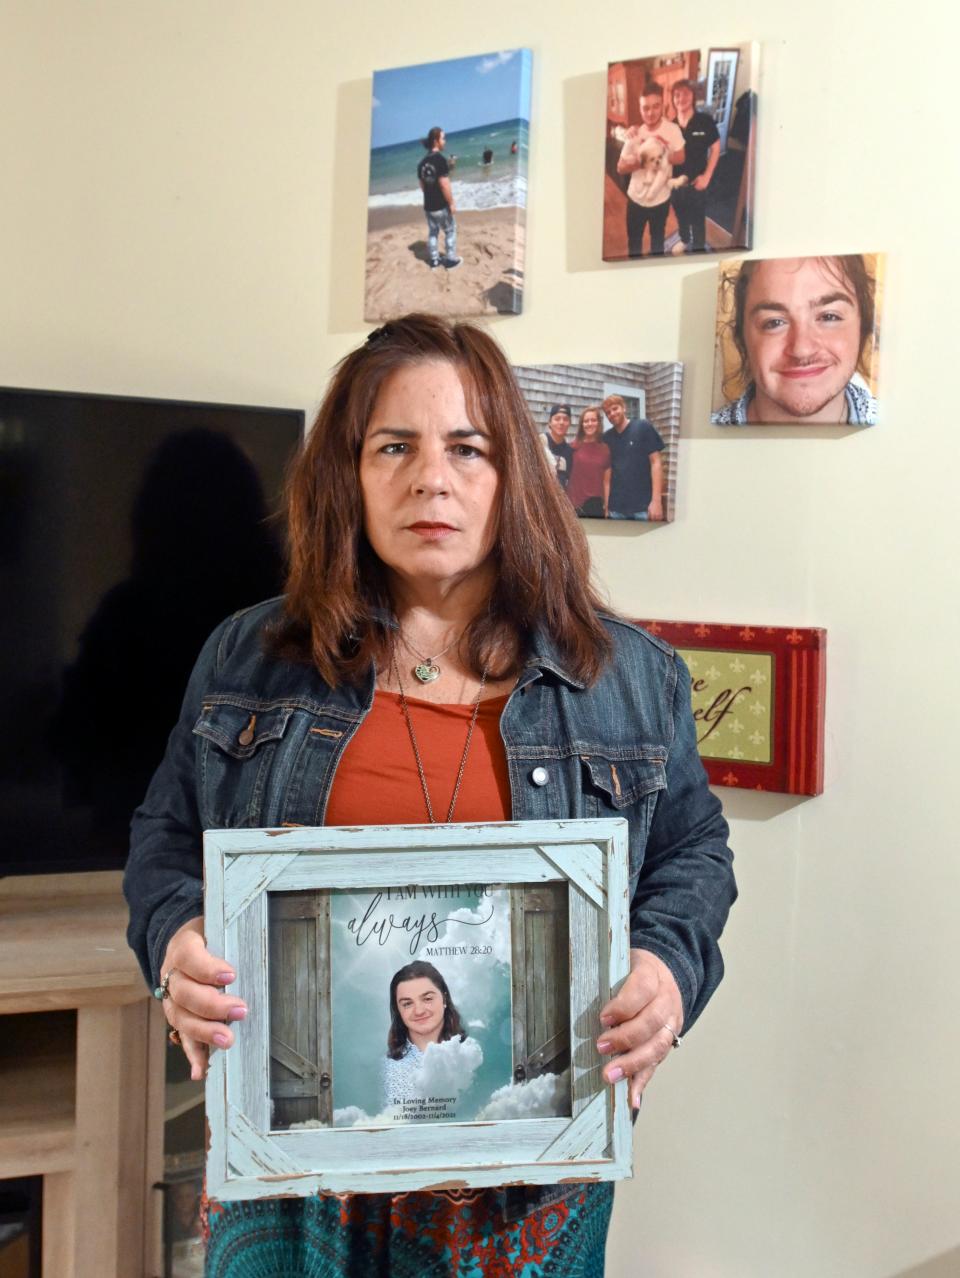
[636,620,827,795]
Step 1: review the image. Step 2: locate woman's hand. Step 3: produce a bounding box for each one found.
[597,949,684,1107]
[159,917,247,1081]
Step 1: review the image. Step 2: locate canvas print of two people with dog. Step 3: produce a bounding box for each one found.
[603,44,758,261]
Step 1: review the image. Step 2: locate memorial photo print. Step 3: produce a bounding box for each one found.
[268,881,573,1131]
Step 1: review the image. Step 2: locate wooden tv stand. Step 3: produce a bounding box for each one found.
[0,871,165,1278]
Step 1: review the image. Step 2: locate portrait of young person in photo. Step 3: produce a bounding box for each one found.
[601,395,665,521]
[669,78,720,255]
[382,961,470,1110]
[712,253,883,425]
[567,407,611,519]
[542,403,574,488]
[417,127,462,271]
[615,81,686,259]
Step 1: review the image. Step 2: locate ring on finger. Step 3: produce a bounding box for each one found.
[153,968,178,1001]
[662,1023,682,1049]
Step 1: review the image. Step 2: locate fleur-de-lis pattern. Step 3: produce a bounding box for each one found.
[678,648,774,764]
[638,619,826,795]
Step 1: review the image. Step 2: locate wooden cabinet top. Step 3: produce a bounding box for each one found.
[0,871,146,1012]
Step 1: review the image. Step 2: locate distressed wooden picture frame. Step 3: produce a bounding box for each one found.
[638,619,827,794]
[204,818,631,1201]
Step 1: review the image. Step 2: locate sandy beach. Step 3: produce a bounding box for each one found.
[364,205,525,321]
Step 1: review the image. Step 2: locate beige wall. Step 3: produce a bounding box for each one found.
[3,3,958,1275]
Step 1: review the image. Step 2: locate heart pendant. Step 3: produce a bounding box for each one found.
[414,662,441,683]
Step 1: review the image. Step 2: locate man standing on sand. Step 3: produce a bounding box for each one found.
[417,127,462,271]
[601,395,665,520]
[616,81,685,258]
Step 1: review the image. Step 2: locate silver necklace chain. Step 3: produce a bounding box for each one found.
[399,627,462,683]
[390,652,487,823]
[399,627,461,664]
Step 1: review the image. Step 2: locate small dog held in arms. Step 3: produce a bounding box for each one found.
[613,127,688,203]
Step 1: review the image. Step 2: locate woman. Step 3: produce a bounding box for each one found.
[124,313,735,1276]
[382,961,469,1110]
[566,405,611,519]
[669,79,720,255]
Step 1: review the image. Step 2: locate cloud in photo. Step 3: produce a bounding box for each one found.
[445,897,511,966]
[333,1104,400,1127]
[331,1037,483,1125]
[477,50,517,75]
[297,1105,395,1128]
[416,1035,484,1098]
[476,1069,569,1120]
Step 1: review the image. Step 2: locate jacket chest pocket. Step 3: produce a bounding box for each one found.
[193,699,294,828]
[580,753,666,848]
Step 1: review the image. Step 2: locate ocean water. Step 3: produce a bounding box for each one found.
[368,118,529,212]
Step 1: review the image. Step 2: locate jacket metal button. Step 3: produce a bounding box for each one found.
[531,767,549,787]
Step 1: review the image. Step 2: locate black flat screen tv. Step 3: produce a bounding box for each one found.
[0,386,304,877]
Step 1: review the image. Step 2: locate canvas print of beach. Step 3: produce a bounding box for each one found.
[365,49,532,322]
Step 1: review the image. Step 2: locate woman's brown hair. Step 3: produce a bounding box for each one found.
[387,961,464,1060]
[269,313,613,685]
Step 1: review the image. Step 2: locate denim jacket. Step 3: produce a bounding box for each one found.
[124,599,735,1214]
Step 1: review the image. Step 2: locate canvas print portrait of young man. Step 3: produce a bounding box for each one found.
[711,253,883,425]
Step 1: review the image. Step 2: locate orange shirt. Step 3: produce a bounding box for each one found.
[324,690,512,826]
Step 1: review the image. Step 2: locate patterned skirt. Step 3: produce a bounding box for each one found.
[204,1185,614,1278]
